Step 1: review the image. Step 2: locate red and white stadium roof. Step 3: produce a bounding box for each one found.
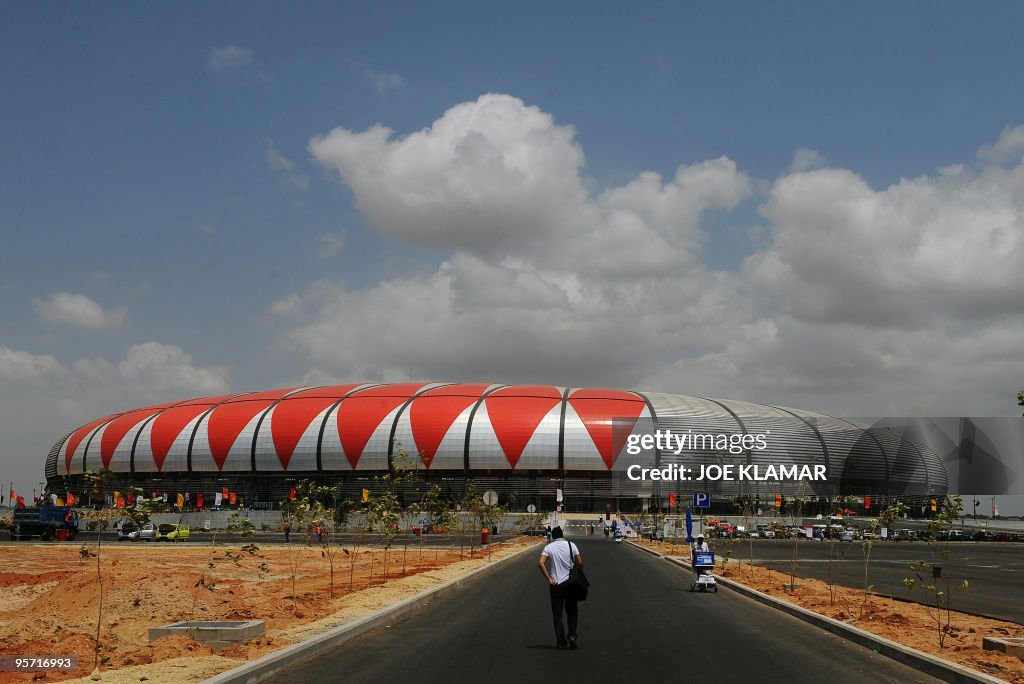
[58,383,652,475]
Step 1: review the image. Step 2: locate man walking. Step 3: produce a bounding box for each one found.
[538,526,583,650]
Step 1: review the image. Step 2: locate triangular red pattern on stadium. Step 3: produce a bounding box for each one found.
[207,401,275,470]
[486,386,562,468]
[150,404,210,472]
[64,415,117,474]
[409,387,487,468]
[271,397,338,470]
[336,384,429,468]
[99,406,171,468]
[569,389,647,469]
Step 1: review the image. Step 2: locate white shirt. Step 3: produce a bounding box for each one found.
[692,541,709,553]
[541,539,579,584]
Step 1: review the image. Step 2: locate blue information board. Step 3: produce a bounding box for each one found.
[694,552,715,567]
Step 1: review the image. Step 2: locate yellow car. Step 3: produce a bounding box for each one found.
[154,523,190,541]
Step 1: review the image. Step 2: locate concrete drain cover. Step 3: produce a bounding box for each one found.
[983,636,1024,660]
[149,620,265,649]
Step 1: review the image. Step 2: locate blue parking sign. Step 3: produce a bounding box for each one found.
[693,492,711,508]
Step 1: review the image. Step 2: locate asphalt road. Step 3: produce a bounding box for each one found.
[705,538,1024,624]
[278,536,941,683]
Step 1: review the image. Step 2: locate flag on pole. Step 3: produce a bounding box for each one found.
[289,487,297,501]
[215,492,223,506]
[864,495,871,510]
[67,492,75,506]
[222,486,229,500]
[229,491,237,505]
[56,497,65,506]
[176,493,184,508]
[16,495,26,508]
[197,493,204,508]
[361,488,369,502]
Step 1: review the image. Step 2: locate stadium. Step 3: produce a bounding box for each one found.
[44,382,948,514]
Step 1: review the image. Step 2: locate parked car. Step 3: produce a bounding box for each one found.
[154,523,190,541]
[117,523,140,541]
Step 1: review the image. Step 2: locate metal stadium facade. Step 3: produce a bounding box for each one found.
[44,382,948,514]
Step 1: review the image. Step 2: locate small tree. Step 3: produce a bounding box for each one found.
[303,482,353,599]
[79,468,122,674]
[904,495,969,647]
[366,450,417,583]
[421,484,456,564]
[859,500,908,619]
[281,492,310,612]
[787,493,806,592]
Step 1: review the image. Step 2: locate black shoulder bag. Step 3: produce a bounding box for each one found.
[565,539,590,601]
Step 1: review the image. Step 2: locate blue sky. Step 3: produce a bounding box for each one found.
[2,3,1023,510]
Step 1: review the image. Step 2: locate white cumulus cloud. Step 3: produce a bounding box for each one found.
[33,292,127,329]
[277,96,1024,419]
[310,93,751,275]
[0,346,66,381]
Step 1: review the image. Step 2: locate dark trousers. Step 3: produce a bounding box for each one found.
[549,582,578,646]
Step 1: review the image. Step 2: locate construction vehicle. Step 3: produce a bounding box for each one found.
[12,505,80,541]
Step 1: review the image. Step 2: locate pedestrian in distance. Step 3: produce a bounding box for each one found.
[283,520,291,543]
[316,524,323,543]
[538,525,583,650]
[692,534,709,554]
[691,534,710,579]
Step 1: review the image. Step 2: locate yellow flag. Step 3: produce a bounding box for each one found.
[176,493,185,507]
[361,488,369,502]
[56,497,65,506]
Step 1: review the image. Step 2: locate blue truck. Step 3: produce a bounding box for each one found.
[12,505,80,541]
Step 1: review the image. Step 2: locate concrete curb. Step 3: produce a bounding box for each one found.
[624,542,1006,684]
[202,540,542,684]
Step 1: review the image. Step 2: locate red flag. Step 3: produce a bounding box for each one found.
[127,494,135,506]
[289,487,296,501]
[222,486,229,499]
[863,495,871,510]
[66,492,75,506]
[669,493,677,507]
[9,486,15,502]
[229,491,237,505]
[196,493,204,508]
[16,495,26,508]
